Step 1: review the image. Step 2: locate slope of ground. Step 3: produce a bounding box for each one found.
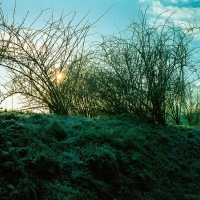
[0,112,199,200]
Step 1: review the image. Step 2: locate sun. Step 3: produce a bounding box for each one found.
[54,71,65,83]
[56,73,63,80]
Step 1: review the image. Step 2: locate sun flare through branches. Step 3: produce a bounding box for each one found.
[54,71,65,84]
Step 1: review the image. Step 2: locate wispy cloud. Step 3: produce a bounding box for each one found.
[170,0,178,3]
[139,0,151,3]
[139,0,200,40]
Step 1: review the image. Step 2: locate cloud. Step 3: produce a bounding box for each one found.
[150,1,200,21]
[196,81,200,87]
[170,0,178,3]
[138,0,150,3]
[139,0,200,40]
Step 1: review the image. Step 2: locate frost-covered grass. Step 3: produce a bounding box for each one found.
[0,112,200,199]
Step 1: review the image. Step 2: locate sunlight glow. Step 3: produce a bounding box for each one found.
[54,71,65,83]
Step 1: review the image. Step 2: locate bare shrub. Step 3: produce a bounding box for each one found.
[0,5,99,115]
[95,10,200,124]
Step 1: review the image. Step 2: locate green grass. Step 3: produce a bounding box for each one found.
[0,112,199,200]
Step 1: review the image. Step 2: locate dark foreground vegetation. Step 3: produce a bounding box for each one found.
[0,111,200,200]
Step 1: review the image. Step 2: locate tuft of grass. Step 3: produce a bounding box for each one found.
[46,120,68,141]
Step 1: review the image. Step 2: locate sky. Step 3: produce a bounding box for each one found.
[0,0,200,109]
[0,0,140,35]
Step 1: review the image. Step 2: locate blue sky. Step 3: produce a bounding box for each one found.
[0,0,200,42]
[0,0,140,35]
[0,0,200,109]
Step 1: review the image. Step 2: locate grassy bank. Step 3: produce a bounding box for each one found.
[0,112,199,199]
